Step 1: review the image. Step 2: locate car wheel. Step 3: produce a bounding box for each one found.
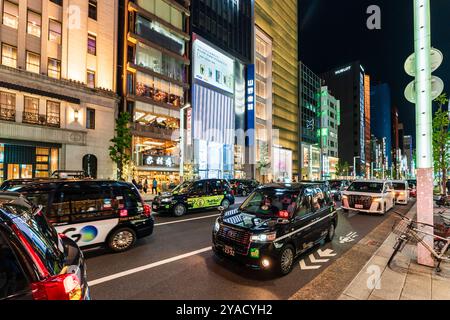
[325,223,336,242]
[107,227,136,252]
[221,199,231,210]
[277,245,295,276]
[173,203,187,217]
[242,190,248,197]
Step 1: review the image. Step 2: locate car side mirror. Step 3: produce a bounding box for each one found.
[218,206,225,216]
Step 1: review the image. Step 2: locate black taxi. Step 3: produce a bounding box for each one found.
[212,183,338,275]
[152,179,235,217]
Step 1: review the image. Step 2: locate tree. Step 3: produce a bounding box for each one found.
[335,159,350,178]
[433,93,450,194]
[109,112,132,181]
[256,142,271,183]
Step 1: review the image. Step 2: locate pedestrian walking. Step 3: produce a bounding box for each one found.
[143,178,148,194]
[152,178,158,194]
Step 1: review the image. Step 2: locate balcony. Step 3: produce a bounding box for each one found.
[0,107,15,121]
[132,122,179,141]
[22,112,60,128]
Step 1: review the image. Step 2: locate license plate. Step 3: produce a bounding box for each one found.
[355,204,363,209]
[223,245,235,256]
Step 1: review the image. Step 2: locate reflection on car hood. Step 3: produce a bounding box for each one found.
[222,209,272,231]
[343,191,383,197]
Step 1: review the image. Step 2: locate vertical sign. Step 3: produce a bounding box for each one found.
[186,108,192,145]
[246,64,256,147]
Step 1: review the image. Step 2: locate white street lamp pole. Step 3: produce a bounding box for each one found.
[414,0,434,267]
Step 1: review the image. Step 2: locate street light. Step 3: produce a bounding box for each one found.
[353,156,360,179]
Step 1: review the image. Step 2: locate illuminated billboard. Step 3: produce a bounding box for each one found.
[193,38,234,94]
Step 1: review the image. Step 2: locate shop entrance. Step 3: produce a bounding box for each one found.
[7,164,33,180]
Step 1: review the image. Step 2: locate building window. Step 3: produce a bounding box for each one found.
[86,108,95,129]
[256,101,266,120]
[23,96,40,124]
[256,37,267,57]
[87,34,96,55]
[1,43,17,68]
[26,52,40,74]
[0,91,15,121]
[50,0,63,5]
[46,101,60,127]
[88,0,97,20]
[48,58,61,79]
[27,10,41,37]
[87,70,95,88]
[49,19,62,44]
[2,1,18,29]
[256,58,266,78]
[256,79,266,99]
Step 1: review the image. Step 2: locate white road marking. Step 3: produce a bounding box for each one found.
[309,254,329,264]
[154,214,220,226]
[317,249,337,257]
[88,247,212,286]
[299,259,321,270]
[339,231,358,244]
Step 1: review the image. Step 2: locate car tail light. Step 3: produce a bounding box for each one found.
[278,210,289,219]
[120,209,128,217]
[143,203,152,217]
[32,273,83,300]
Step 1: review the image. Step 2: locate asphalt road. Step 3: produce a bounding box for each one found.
[85,198,414,300]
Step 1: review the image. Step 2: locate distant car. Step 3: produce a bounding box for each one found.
[152,179,235,217]
[229,179,259,197]
[407,180,417,198]
[342,180,395,214]
[10,180,154,252]
[391,180,409,205]
[0,192,89,300]
[328,180,351,201]
[212,182,338,276]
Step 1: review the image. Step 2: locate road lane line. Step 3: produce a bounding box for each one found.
[88,247,212,287]
[154,214,220,226]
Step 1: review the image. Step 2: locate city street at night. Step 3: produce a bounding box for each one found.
[85,199,414,300]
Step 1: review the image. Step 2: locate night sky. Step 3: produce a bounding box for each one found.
[299,0,450,142]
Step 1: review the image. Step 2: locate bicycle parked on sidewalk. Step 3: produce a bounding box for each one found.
[388,211,450,272]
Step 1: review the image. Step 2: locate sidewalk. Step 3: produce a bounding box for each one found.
[339,204,450,300]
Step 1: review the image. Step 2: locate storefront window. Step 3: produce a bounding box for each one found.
[137,0,184,31]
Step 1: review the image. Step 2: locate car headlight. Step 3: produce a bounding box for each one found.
[213,219,220,233]
[372,197,383,202]
[161,197,174,203]
[251,232,277,243]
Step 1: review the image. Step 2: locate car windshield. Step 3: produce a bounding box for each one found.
[329,181,342,189]
[348,182,384,193]
[392,183,406,190]
[172,181,192,194]
[239,189,299,217]
[0,196,65,275]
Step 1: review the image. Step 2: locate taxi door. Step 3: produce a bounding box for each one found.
[187,180,208,210]
[290,190,319,253]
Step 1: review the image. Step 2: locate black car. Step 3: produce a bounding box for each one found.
[328,180,351,201]
[0,178,51,191]
[0,192,89,300]
[9,180,154,252]
[229,179,260,197]
[212,183,338,276]
[152,179,235,217]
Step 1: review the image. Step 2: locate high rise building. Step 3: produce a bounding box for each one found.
[370,83,392,168]
[320,86,340,179]
[321,62,370,177]
[117,0,190,184]
[188,0,253,180]
[403,135,414,178]
[392,105,399,177]
[298,61,321,180]
[255,0,298,182]
[0,0,118,182]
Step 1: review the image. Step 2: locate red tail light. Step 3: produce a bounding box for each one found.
[32,273,83,300]
[143,203,152,217]
[120,209,128,217]
[278,210,289,219]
